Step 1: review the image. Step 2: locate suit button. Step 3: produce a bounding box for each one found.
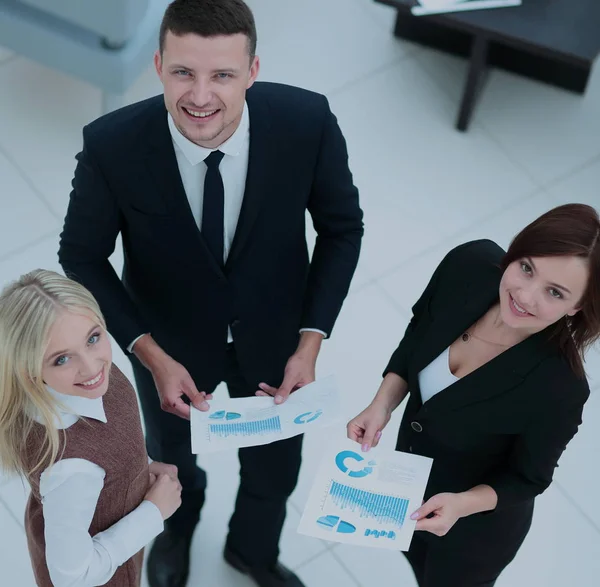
[409,446,413,452]
[411,421,423,433]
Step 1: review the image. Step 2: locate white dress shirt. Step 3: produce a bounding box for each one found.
[418,346,459,404]
[128,103,325,352]
[35,387,163,587]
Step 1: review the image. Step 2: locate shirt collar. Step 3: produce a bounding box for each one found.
[42,386,107,429]
[167,101,249,166]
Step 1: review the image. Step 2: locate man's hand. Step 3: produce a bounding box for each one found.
[134,334,212,420]
[152,357,212,419]
[256,331,323,404]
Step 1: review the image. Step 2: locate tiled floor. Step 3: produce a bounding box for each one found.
[1,1,599,586]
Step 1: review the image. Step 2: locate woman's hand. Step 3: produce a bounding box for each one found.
[410,492,467,537]
[411,485,498,536]
[346,401,392,451]
[148,461,178,484]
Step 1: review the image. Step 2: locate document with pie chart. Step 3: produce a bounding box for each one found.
[298,438,433,550]
[190,375,341,453]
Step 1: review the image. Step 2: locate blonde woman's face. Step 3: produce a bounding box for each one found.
[41,311,112,399]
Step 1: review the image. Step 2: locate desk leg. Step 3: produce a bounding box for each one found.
[456,35,489,132]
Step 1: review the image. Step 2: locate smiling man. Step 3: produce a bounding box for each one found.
[58,1,363,586]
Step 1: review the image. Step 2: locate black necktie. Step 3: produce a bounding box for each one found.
[202,150,225,267]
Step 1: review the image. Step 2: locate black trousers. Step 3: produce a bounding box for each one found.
[404,535,497,587]
[131,344,303,567]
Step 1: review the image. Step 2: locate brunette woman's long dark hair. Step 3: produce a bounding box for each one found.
[501,204,600,379]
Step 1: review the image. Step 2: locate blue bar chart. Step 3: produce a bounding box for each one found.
[209,415,282,438]
[328,481,409,529]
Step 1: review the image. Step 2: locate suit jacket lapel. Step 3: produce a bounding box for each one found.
[142,100,226,278]
[226,92,274,268]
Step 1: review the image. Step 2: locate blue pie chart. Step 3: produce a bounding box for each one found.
[335,450,375,478]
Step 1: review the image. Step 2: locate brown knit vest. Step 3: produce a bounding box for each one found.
[24,364,150,587]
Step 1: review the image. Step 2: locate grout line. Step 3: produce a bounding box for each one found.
[0,229,61,265]
[328,50,418,99]
[0,54,18,68]
[294,547,363,587]
[409,48,571,191]
[537,152,600,194]
[353,0,396,34]
[373,280,411,319]
[0,493,25,531]
[553,482,600,536]
[348,278,378,297]
[294,547,338,572]
[368,185,548,285]
[0,143,62,222]
[330,548,364,587]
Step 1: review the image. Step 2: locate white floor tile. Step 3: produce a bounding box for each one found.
[0,473,29,524]
[496,485,600,587]
[414,46,469,104]
[545,157,600,212]
[333,542,415,586]
[584,344,600,392]
[476,62,600,186]
[0,58,102,220]
[329,57,536,277]
[250,0,410,96]
[357,0,402,33]
[553,391,600,528]
[185,450,257,587]
[296,550,360,587]
[0,503,36,587]
[0,150,59,260]
[0,232,60,287]
[280,503,329,570]
[0,46,15,64]
[416,48,600,187]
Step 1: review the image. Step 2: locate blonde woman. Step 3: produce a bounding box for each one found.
[0,270,183,587]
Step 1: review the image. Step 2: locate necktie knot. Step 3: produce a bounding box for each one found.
[204,150,225,169]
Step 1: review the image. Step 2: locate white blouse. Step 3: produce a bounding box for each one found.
[418,346,459,403]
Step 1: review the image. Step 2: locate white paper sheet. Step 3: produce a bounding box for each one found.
[412,0,521,16]
[190,375,341,453]
[297,438,433,551]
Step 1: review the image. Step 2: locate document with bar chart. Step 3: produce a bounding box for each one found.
[298,438,433,550]
[190,375,341,453]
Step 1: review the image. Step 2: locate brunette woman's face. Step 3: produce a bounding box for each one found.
[499,255,589,333]
[41,311,112,399]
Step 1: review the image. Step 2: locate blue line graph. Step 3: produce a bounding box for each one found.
[209,415,282,438]
[328,481,409,529]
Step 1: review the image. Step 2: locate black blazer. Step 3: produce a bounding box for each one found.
[385,240,589,550]
[59,82,363,390]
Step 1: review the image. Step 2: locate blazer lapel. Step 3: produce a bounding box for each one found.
[142,101,226,278]
[424,330,551,412]
[226,93,275,268]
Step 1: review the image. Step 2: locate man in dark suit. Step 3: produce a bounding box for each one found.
[58,1,363,586]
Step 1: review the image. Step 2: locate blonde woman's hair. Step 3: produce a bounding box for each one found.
[0,270,106,477]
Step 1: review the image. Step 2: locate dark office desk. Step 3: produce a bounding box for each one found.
[375,0,600,131]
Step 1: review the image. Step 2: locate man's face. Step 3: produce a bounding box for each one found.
[155,32,259,148]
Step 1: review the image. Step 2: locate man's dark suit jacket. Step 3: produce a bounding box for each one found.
[385,240,589,554]
[59,82,363,391]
